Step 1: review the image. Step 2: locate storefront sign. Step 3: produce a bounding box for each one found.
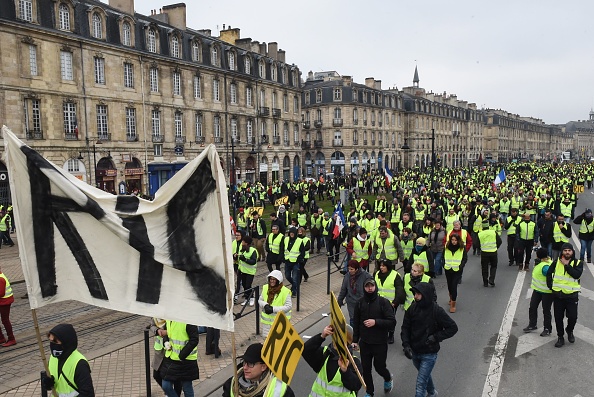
[121,154,131,162]
[271,163,280,171]
[124,168,144,176]
[97,169,117,177]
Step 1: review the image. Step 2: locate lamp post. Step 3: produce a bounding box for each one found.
[230,135,237,224]
[402,128,436,198]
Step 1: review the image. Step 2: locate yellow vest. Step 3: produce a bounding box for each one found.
[267,233,284,254]
[49,351,87,397]
[374,236,398,260]
[403,273,430,310]
[551,259,581,295]
[284,238,303,263]
[531,260,551,294]
[0,273,12,299]
[309,346,357,396]
[352,239,371,262]
[444,248,464,272]
[165,320,198,361]
[239,247,258,275]
[375,271,398,301]
[478,230,497,252]
[553,223,569,243]
[260,284,292,326]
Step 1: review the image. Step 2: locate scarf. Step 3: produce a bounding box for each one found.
[267,282,283,304]
[349,268,362,294]
[232,367,273,397]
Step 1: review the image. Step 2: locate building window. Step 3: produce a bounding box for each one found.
[230,83,237,104]
[273,122,279,138]
[246,86,253,106]
[60,50,73,80]
[195,113,203,138]
[193,75,201,99]
[353,130,358,144]
[170,36,180,58]
[174,112,183,138]
[214,116,221,138]
[124,62,134,88]
[66,158,80,173]
[292,71,298,87]
[271,63,277,81]
[283,94,288,112]
[316,109,322,122]
[172,71,181,96]
[122,22,131,46]
[28,45,37,76]
[24,98,42,134]
[260,89,265,107]
[283,123,289,143]
[94,57,105,84]
[229,52,236,70]
[353,109,358,123]
[261,121,267,137]
[258,60,265,78]
[192,41,201,62]
[152,109,161,136]
[305,92,310,105]
[272,92,277,108]
[316,89,322,103]
[18,0,33,22]
[244,57,251,74]
[213,78,220,101]
[231,118,238,141]
[91,13,102,39]
[96,104,108,139]
[63,102,77,138]
[352,89,357,102]
[149,67,158,92]
[334,88,342,101]
[293,96,299,113]
[58,3,70,30]
[211,46,219,67]
[293,124,299,143]
[281,68,287,84]
[154,144,162,157]
[247,119,253,141]
[334,107,341,119]
[147,29,157,53]
[126,107,136,139]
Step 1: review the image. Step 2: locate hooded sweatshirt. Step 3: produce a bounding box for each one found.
[352,286,396,345]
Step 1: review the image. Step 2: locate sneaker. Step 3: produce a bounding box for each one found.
[540,329,551,337]
[567,331,575,343]
[233,297,238,305]
[555,337,565,348]
[523,325,537,333]
[384,375,393,393]
[249,298,255,306]
[241,300,248,306]
[427,391,439,397]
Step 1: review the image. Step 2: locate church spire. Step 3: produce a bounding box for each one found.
[413,65,419,87]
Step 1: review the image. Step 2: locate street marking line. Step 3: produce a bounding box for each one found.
[481,270,526,397]
[571,231,594,280]
[573,323,594,346]
[515,331,555,357]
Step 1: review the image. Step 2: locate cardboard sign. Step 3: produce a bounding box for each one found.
[262,311,304,385]
[574,185,584,194]
[246,207,264,216]
[330,292,349,364]
[275,196,289,207]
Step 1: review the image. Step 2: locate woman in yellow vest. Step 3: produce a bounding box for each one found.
[258,270,292,337]
[522,248,553,336]
[149,318,182,394]
[0,266,15,346]
[42,324,95,396]
[403,262,433,311]
[443,234,468,313]
[374,259,405,344]
[159,320,199,397]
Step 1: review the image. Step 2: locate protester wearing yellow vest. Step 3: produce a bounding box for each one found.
[403,263,432,310]
[573,208,594,263]
[302,323,363,396]
[551,213,572,262]
[158,320,199,397]
[443,234,468,313]
[410,237,435,277]
[258,270,292,337]
[265,225,285,272]
[523,248,553,336]
[284,227,305,297]
[149,318,183,394]
[346,228,372,271]
[374,259,405,344]
[516,213,538,271]
[372,226,404,272]
[478,228,502,287]
[43,324,94,396]
[504,208,521,266]
[0,267,14,347]
[546,243,583,348]
[237,235,259,306]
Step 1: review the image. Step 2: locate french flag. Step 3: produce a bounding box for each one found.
[384,165,393,187]
[332,205,346,239]
[494,169,506,185]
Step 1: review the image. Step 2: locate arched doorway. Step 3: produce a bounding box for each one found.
[245,155,256,183]
[283,155,291,181]
[370,151,376,173]
[232,156,241,184]
[305,152,312,177]
[331,151,345,176]
[293,155,301,181]
[350,151,359,175]
[96,156,117,193]
[124,157,143,194]
[272,156,280,182]
[315,152,326,177]
[64,157,87,183]
[362,151,369,173]
[0,162,11,205]
[378,151,383,171]
[260,156,268,184]
[384,154,389,172]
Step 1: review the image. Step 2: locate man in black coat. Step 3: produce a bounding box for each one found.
[352,278,396,396]
[401,282,458,397]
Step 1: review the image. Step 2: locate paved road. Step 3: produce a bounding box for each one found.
[210,192,594,397]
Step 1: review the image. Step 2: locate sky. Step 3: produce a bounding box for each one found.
[123,0,594,125]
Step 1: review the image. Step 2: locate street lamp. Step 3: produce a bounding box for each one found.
[402,128,436,198]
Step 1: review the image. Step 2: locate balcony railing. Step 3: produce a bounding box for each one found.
[303,121,311,129]
[333,118,343,127]
[175,136,186,144]
[363,140,368,145]
[353,140,359,146]
[98,133,111,142]
[272,108,281,118]
[260,134,269,144]
[378,140,383,146]
[195,135,205,143]
[284,139,290,146]
[301,140,311,149]
[214,136,223,144]
[65,132,78,140]
[26,130,43,140]
[378,121,383,127]
[246,136,254,144]
[152,135,164,143]
[294,140,300,146]
[126,134,138,142]
[314,120,322,128]
[353,119,359,125]
[363,120,367,126]
[258,107,270,116]
[392,143,395,148]
[371,140,376,145]
[273,136,280,145]
[333,139,343,146]
[314,140,323,148]
[371,121,375,126]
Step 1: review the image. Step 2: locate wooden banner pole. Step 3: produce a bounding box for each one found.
[31,309,58,397]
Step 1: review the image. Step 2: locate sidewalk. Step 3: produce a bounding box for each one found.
[0,234,343,397]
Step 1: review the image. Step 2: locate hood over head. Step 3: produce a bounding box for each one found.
[48,323,78,358]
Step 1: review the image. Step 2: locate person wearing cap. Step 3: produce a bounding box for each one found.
[0,265,15,347]
[238,235,259,306]
[523,248,553,336]
[222,343,295,397]
[249,211,267,262]
[374,259,405,343]
[42,324,94,396]
[265,224,285,273]
[158,320,200,397]
[546,243,583,347]
[352,277,396,396]
[410,237,435,277]
[346,227,372,272]
[572,208,594,263]
[516,212,539,271]
[477,226,502,287]
[401,282,458,397]
[337,260,372,327]
[303,322,363,396]
[284,227,305,298]
[258,270,292,338]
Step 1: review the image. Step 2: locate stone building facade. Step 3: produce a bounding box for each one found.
[0,0,302,198]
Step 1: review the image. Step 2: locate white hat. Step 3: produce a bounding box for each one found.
[268,270,283,283]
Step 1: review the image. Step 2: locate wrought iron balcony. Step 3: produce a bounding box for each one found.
[333,139,343,147]
[126,134,138,142]
[175,136,186,144]
[314,120,322,128]
[301,140,311,149]
[363,120,367,126]
[353,140,359,146]
[272,108,281,118]
[378,121,383,127]
[64,132,78,140]
[363,140,368,145]
[314,140,323,148]
[26,130,43,140]
[392,143,395,148]
[284,139,290,146]
[260,134,269,144]
[371,121,375,126]
[333,118,343,127]
[246,136,254,144]
[258,107,270,116]
[214,136,223,144]
[303,121,311,129]
[353,119,359,125]
[152,135,164,143]
[98,133,111,142]
[195,135,205,143]
[371,140,376,145]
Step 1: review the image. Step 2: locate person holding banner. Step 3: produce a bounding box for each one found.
[302,323,363,396]
[222,342,295,397]
[258,270,292,337]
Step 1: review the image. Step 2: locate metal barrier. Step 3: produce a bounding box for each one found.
[40,371,48,397]
[233,285,260,335]
[144,329,152,397]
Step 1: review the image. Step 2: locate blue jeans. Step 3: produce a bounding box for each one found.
[285,261,300,295]
[433,251,444,275]
[162,380,194,397]
[412,352,438,397]
[579,239,593,261]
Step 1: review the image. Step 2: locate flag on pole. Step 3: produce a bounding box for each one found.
[494,169,506,185]
[332,204,346,239]
[3,125,235,330]
[384,165,393,187]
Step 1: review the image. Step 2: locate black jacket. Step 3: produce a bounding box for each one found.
[573,213,594,240]
[353,290,396,344]
[160,324,200,381]
[546,257,583,299]
[302,334,362,393]
[401,282,458,354]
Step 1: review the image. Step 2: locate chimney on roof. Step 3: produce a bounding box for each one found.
[109,0,134,15]
[161,3,186,31]
[365,77,375,88]
[278,49,285,63]
[220,26,241,45]
[267,42,278,60]
[374,80,382,90]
